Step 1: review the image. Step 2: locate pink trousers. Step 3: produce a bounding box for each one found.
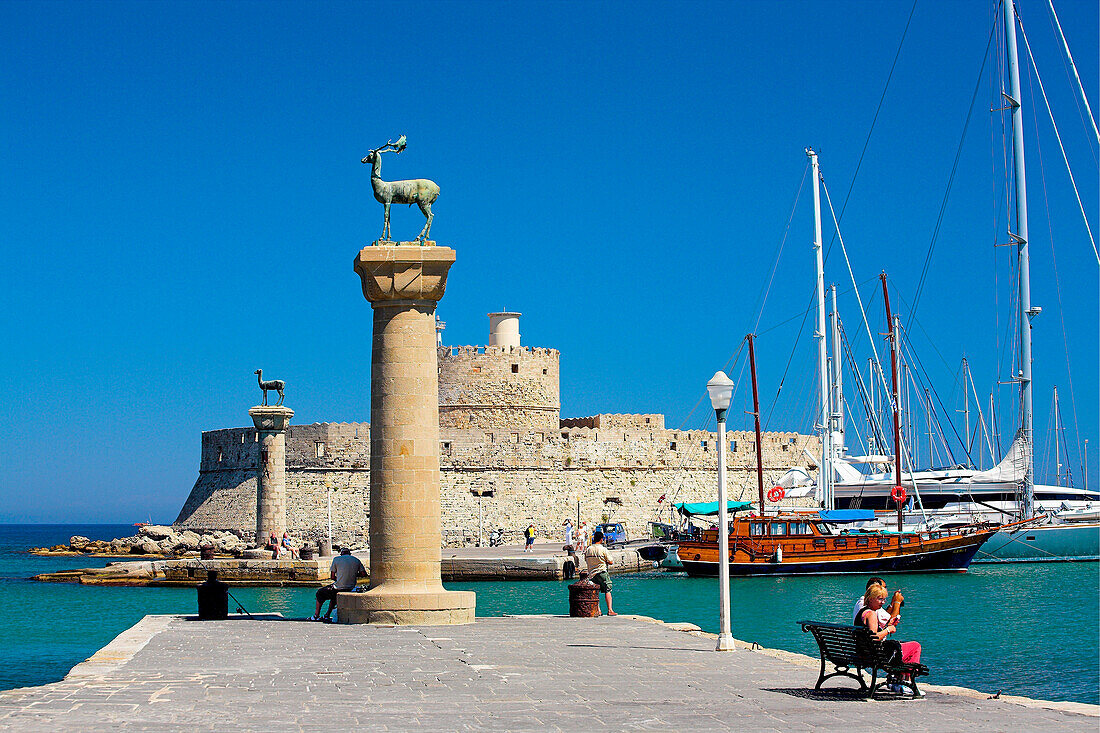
[898,641,921,680]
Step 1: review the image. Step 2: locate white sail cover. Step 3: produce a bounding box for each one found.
[970,429,1031,484]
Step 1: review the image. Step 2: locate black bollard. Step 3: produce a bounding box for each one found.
[197,570,229,620]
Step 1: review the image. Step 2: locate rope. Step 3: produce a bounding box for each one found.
[822,0,918,258]
[911,12,1000,319]
[819,178,893,405]
[1027,64,1085,485]
[1018,15,1099,265]
[1046,0,1100,147]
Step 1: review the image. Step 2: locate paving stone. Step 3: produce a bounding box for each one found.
[0,615,1094,732]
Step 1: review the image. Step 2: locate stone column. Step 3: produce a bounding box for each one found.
[339,244,475,624]
[249,405,294,546]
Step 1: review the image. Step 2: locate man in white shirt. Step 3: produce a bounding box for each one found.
[583,531,617,616]
[853,576,903,626]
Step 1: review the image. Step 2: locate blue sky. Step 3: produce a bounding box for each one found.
[1,1,1096,522]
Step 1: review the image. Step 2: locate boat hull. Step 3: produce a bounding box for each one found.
[974,522,1100,562]
[679,542,982,577]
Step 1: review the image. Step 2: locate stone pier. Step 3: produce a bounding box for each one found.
[249,405,293,546]
[339,243,475,624]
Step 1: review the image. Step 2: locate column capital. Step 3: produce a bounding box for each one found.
[249,405,294,432]
[353,245,456,305]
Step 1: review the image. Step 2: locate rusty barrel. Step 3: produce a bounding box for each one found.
[568,576,600,617]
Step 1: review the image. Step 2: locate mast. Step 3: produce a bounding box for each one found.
[1003,0,1035,518]
[881,274,904,533]
[868,358,877,454]
[962,357,971,459]
[748,334,766,512]
[807,148,832,510]
[830,284,845,463]
[1053,386,1061,486]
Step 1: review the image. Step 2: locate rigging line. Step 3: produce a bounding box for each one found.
[750,162,810,334]
[840,320,889,451]
[899,327,971,465]
[819,177,893,403]
[821,0,919,260]
[1046,0,1100,147]
[1027,69,1085,475]
[911,11,1000,319]
[677,338,748,433]
[1018,16,1100,265]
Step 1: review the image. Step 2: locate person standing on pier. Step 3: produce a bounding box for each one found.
[562,519,574,548]
[584,531,616,616]
[523,524,537,552]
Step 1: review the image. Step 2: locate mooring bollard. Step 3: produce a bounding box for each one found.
[568,573,600,617]
[199,545,216,560]
[197,570,229,620]
[299,543,314,560]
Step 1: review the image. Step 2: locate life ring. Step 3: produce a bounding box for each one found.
[891,485,907,504]
[767,487,785,503]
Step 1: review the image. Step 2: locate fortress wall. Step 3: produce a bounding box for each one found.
[285,422,371,468]
[438,345,560,431]
[174,468,256,536]
[176,422,819,546]
[438,465,803,547]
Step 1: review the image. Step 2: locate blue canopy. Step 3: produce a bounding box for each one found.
[675,501,754,517]
[818,509,876,523]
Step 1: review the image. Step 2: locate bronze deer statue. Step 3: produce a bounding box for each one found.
[255,369,285,406]
[362,136,439,243]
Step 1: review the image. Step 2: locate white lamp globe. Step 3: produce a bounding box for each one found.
[706,371,734,412]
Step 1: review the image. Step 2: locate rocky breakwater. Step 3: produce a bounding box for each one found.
[31,525,249,559]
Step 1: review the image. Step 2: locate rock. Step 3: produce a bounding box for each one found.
[177,531,202,550]
[139,541,162,555]
[200,534,215,547]
[139,525,176,542]
[110,539,129,552]
[69,536,90,551]
[241,548,271,559]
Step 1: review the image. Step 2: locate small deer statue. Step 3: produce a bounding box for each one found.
[255,369,285,406]
[361,135,440,243]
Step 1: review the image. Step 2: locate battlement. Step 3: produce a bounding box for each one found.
[441,345,560,358]
[560,414,665,430]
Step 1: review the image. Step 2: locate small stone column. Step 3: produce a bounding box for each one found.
[249,405,294,546]
[339,244,475,624]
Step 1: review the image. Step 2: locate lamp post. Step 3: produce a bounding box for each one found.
[707,370,736,652]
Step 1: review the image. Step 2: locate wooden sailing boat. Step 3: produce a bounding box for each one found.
[676,328,1006,577]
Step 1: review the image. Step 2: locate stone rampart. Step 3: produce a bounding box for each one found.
[176,421,820,547]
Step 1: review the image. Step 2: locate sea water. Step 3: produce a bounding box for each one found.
[4,525,1097,704]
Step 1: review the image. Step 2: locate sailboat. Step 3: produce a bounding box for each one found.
[674,331,1004,577]
[781,1,1099,561]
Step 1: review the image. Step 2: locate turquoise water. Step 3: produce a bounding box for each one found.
[4,525,1098,704]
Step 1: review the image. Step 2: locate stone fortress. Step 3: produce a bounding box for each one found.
[175,312,820,547]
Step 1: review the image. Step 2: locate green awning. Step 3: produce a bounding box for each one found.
[674,500,754,517]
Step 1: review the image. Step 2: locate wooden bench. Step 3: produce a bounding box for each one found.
[798,620,929,698]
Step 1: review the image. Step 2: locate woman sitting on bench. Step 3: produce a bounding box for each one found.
[858,584,922,693]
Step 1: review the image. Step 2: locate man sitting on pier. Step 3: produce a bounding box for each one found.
[584,531,616,616]
[853,576,903,627]
[310,547,366,622]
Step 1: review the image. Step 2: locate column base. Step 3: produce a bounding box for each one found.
[336,589,476,625]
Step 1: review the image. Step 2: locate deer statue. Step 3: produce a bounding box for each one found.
[254,369,285,406]
[361,135,440,243]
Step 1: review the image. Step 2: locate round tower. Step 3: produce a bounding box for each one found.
[438,312,560,431]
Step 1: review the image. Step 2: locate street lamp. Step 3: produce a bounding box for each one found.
[707,370,736,652]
